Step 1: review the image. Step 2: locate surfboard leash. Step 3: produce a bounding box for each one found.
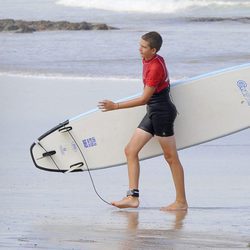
[65,129,112,206]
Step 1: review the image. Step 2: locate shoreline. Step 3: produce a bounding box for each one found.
[0,71,140,81]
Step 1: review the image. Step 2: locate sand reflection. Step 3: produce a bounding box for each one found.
[113,209,187,249]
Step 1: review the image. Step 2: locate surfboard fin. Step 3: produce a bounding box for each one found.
[58,126,72,133]
[65,162,84,173]
[36,150,56,160]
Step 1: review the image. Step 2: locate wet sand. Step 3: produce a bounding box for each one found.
[0,75,250,249]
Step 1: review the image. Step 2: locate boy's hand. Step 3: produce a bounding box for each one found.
[98,100,118,112]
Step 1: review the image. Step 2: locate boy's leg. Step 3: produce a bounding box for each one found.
[156,135,188,211]
[112,128,152,208]
[126,128,153,190]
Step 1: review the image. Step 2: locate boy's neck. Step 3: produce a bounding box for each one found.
[144,54,157,61]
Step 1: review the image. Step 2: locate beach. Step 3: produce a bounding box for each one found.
[0,0,250,249]
[0,74,250,249]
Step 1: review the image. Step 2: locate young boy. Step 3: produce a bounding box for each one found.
[98,31,188,211]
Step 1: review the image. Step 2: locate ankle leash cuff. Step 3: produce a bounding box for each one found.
[127,189,139,197]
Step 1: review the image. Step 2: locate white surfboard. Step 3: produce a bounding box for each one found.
[30,64,250,173]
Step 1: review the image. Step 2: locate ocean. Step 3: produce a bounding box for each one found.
[0,1,250,249]
[0,0,250,79]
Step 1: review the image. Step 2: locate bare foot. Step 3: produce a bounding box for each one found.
[160,201,188,211]
[111,196,139,209]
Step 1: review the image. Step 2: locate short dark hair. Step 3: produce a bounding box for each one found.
[141,31,163,52]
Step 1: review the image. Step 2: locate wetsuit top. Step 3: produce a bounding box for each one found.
[142,54,170,94]
[139,55,177,137]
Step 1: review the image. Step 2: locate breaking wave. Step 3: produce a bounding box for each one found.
[56,0,250,14]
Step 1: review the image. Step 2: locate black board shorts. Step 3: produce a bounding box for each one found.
[138,87,177,137]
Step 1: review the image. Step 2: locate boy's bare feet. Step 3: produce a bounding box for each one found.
[111,196,139,209]
[160,200,188,211]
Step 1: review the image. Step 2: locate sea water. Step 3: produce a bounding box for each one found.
[0,1,250,249]
[0,0,250,78]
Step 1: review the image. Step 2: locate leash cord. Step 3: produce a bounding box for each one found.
[67,130,112,206]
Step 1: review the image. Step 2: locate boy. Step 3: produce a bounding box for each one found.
[98,31,188,211]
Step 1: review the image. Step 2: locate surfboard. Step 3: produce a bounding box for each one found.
[30,64,250,173]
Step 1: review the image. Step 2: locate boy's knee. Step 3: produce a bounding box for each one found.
[164,153,172,165]
[164,152,178,166]
[124,144,138,158]
[124,145,132,157]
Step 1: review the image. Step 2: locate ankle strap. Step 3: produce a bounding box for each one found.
[127,189,139,197]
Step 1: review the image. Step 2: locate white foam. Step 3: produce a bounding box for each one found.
[0,71,139,81]
[56,0,250,13]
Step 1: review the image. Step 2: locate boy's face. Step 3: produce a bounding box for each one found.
[139,39,157,60]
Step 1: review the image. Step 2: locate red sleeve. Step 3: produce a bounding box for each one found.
[144,63,164,88]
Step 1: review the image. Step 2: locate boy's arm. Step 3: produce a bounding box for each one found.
[98,85,156,112]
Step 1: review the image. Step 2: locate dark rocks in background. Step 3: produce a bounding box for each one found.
[189,17,250,23]
[0,19,118,33]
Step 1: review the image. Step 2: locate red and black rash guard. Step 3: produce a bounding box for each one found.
[142,54,170,93]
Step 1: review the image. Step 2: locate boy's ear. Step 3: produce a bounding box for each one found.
[152,48,157,54]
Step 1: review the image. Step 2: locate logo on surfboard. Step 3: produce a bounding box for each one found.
[82,137,97,148]
[237,80,250,106]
